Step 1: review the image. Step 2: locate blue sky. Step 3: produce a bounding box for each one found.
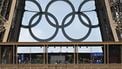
[18,0,102,53]
[19,0,102,42]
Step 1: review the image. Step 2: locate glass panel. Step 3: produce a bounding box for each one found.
[17,47,44,53]
[17,45,104,64]
[48,46,74,64]
[78,46,103,64]
[17,46,44,64]
[19,0,102,42]
[48,46,74,53]
[78,46,103,53]
[48,53,74,64]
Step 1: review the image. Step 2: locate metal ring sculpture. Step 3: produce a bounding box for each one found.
[22,0,99,42]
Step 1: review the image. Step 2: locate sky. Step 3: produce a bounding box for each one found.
[17,0,103,53]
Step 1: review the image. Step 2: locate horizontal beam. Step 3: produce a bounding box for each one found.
[0,64,122,69]
[0,42,121,46]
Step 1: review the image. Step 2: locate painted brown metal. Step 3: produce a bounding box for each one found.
[0,42,121,64]
[2,0,16,42]
[0,64,122,69]
[0,42,122,46]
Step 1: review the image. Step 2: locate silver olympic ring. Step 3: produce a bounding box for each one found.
[21,0,42,28]
[62,12,92,41]
[78,0,99,28]
[28,12,59,41]
[22,0,98,42]
[45,0,75,28]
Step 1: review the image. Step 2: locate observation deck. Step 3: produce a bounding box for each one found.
[0,42,122,69]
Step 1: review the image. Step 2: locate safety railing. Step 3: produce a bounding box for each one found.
[0,42,122,69]
[0,64,122,69]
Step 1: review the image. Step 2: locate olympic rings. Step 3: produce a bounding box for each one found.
[78,0,99,28]
[45,0,75,28]
[22,0,99,42]
[29,12,59,41]
[21,0,42,28]
[62,12,92,41]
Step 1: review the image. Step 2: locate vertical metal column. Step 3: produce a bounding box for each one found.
[104,0,119,41]
[74,45,76,64]
[12,45,15,64]
[0,46,1,64]
[8,46,11,64]
[16,45,18,64]
[46,44,48,64]
[120,45,122,63]
[76,44,78,64]
[2,0,17,42]
[43,44,46,64]
[106,44,109,64]
[104,44,107,64]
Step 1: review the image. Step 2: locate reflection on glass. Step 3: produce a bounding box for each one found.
[18,54,43,64]
[17,46,104,64]
[17,47,44,64]
[78,46,103,64]
[48,46,74,64]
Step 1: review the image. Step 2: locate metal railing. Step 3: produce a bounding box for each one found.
[0,64,122,69]
[0,42,122,69]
